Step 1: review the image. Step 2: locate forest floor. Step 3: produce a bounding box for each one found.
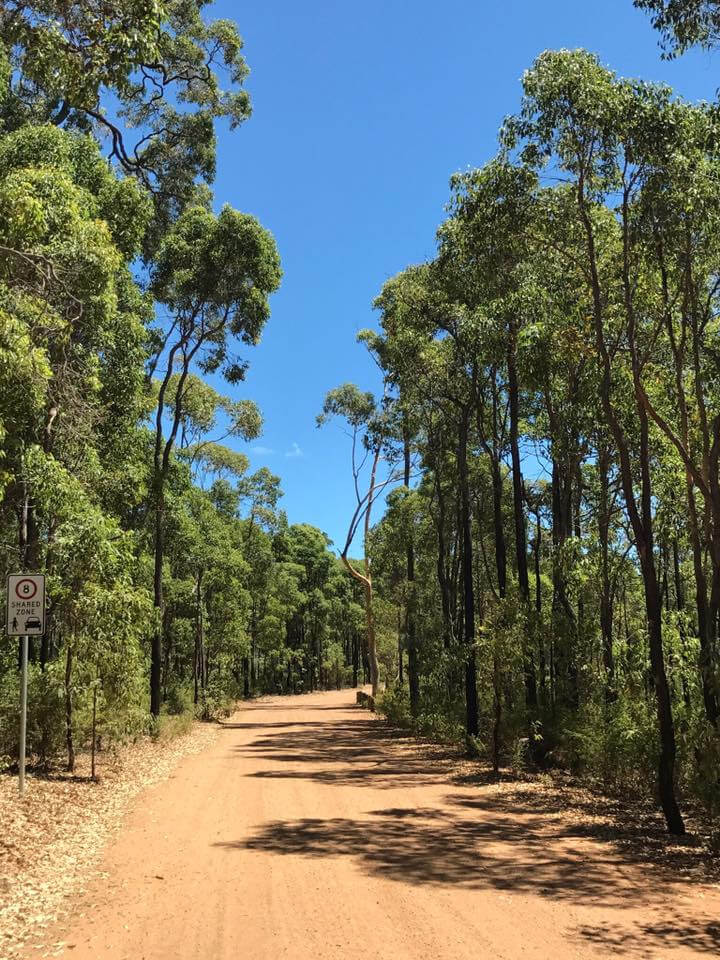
[4,688,720,960]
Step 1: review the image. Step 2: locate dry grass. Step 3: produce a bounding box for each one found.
[0,722,219,958]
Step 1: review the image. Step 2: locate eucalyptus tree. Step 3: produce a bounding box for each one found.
[441,160,544,711]
[280,523,336,691]
[506,48,687,833]
[371,280,436,713]
[147,203,281,714]
[317,383,402,698]
[635,0,720,55]
[0,123,151,543]
[374,263,482,736]
[1,1,253,244]
[522,186,602,711]
[620,97,720,730]
[0,127,154,760]
[0,121,152,686]
[357,324,424,713]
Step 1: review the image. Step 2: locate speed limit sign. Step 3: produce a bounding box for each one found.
[6,574,46,636]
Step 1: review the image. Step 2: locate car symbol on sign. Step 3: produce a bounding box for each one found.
[24,616,42,631]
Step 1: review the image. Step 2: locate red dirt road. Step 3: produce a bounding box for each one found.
[31,690,720,959]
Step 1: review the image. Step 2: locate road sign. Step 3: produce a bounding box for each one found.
[6,574,46,795]
[6,573,46,637]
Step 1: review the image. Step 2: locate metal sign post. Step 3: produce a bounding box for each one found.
[19,634,28,795]
[6,574,46,796]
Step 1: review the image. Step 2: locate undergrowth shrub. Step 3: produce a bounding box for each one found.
[150,711,194,741]
[543,698,657,794]
[165,683,193,716]
[377,685,411,727]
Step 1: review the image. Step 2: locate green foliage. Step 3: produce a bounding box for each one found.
[151,203,282,366]
[362,40,720,834]
[150,710,195,742]
[377,685,412,727]
[635,1,720,56]
[0,1,253,245]
[559,701,658,792]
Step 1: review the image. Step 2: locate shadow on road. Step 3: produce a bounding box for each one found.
[216,697,720,956]
[576,920,720,955]
[234,713,458,790]
[216,803,720,954]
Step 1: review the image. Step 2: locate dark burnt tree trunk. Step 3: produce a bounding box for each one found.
[65,641,74,773]
[151,486,165,717]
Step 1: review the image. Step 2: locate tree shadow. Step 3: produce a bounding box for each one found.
[232,706,718,864]
[222,693,719,948]
[226,805,654,902]
[236,717,455,790]
[576,919,720,955]
[446,789,719,882]
[233,701,363,713]
[21,766,98,784]
[216,804,720,954]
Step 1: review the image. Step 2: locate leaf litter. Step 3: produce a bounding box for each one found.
[0,722,219,958]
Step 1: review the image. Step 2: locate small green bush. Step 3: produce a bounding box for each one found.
[377,685,411,727]
[194,691,235,722]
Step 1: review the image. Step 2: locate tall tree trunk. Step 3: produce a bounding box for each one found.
[404,421,420,718]
[673,540,692,711]
[642,548,684,834]
[490,459,507,597]
[531,504,546,699]
[579,177,684,833]
[151,490,164,717]
[687,479,720,727]
[458,406,479,738]
[242,656,250,698]
[341,446,381,697]
[434,472,453,652]
[508,323,537,709]
[492,652,502,775]
[198,572,205,692]
[598,442,616,703]
[551,457,578,709]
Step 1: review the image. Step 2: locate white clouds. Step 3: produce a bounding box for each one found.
[285,442,304,459]
[252,442,305,459]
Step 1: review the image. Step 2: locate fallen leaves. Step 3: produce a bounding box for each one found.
[0,722,218,958]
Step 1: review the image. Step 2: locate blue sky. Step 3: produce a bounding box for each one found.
[208,0,717,549]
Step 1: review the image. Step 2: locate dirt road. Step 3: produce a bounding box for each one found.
[30,689,720,959]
